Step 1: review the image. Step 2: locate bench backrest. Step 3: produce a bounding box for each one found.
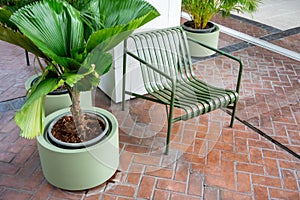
[125,27,195,92]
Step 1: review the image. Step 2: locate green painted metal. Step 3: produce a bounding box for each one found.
[122,26,243,154]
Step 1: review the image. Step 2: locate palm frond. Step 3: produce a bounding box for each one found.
[99,0,159,28]
[15,96,44,139]
[84,0,159,52]
[0,7,17,29]
[10,0,84,68]
[15,75,64,138]
[0,25,47,58]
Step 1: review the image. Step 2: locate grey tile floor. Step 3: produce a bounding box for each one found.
[235,0,300,30]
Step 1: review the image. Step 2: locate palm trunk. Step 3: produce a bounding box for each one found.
[70,89,86,140]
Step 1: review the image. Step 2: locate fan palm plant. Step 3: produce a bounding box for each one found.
[1,0,159,139]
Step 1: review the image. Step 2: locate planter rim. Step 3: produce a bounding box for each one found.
[37,107,118,154]
[182,21,217,33]
[47,109,110,149]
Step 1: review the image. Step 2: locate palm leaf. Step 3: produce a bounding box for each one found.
[75,52,112,91]
[15,97,44,139]
[0,6,47,58]
[10,0,85,69]
[86,12,158,53]
[82,0,158,28]
[83,0,159,52]
[0,7,17,29]
[15,75,64,138]
[0,26,47,58]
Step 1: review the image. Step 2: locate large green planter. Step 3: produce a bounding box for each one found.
[25,74,92,115]
[182,22,220,57]
[37,107,119,190]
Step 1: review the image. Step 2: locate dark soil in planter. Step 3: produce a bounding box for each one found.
[52,84,67,93]
[51,113,106,143]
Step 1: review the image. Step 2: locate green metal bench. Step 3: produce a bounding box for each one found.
[122,26,243,154]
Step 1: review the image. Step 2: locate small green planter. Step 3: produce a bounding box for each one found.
[182,22,220,57]
[37,107,119,190]
[25,74,92,115]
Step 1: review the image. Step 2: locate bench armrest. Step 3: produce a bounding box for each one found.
[187,37,243,93]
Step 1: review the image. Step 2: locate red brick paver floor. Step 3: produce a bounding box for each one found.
[0,41,35,102]
[0,16,300,199]
[193,45,300,155]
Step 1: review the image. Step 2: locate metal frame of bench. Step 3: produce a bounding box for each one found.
[122,26,243,154]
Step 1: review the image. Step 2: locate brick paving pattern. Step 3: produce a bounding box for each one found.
[0,16,300,199]
[213,15,280,49]
[0,41,35,102]
[272,32,300,53]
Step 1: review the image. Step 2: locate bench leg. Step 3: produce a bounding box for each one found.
[165,105,174,155]
[25,50,30,66]
[230,101,238,127]
[165,117,172,155]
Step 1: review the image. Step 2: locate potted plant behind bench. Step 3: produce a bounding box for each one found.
[2,0,159,190]
[181,0,261,57]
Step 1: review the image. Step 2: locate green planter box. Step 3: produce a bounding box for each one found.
[37,107,119,190]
